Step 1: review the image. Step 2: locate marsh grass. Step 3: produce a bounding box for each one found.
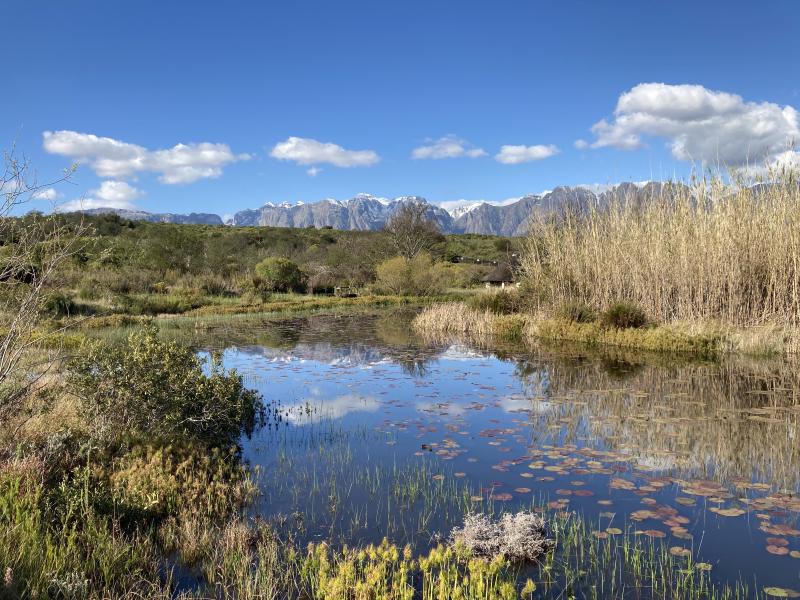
[412,302,794,357]
[522,172,800,327]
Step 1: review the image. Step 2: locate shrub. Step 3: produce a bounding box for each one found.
[467,290,523,314]
[42,292,77,317]
[114,294,199,315]
[601,301,648,329]
[436,263,488,288]
[554,301,596,323]
[109,442,254,521]
[69,325,262,445]
[254,257,305,292]
[449,512,553,562]
[374,253,447,296]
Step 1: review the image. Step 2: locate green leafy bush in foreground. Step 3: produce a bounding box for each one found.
[69,325,261,445]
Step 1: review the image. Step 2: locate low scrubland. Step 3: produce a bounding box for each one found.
[9,212,512,323]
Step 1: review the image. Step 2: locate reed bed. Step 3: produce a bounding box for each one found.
[521,172,800,326]
[412,302,528,345]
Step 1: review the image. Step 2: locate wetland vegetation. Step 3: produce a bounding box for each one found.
[2,160,800,598]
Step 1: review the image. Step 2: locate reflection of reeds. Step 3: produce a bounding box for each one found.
[520,348,800,491]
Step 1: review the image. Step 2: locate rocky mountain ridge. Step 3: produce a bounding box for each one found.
[75,182,684,236]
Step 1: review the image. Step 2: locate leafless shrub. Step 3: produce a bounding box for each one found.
[449,512,553,562]
[0,147,84,419]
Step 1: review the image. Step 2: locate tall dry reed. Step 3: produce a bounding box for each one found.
[522,171,800,325]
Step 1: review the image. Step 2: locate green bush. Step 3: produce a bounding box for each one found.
[555,301,597,323]
[69,325,262,445]
[254,257,305,292]
[42,292,77,317]
[601,301,648,329]
[467,290,523,314]
[374,253,447,296]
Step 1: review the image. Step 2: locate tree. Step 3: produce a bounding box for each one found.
[0,148,83,419]
[384,202,445,259]
[375,253,447,296]
[254,257,304,292]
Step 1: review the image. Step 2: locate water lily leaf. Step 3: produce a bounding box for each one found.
[709,507,746,517]
[764,587,800,598]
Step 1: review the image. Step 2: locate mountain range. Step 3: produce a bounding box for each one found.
[75,183,680,237]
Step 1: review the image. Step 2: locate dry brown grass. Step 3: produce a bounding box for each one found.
[522,171,800,327]
[411,302,528,344]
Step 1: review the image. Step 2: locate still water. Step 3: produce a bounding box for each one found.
[189,310,800,595]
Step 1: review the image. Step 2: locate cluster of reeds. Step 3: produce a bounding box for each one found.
[521,171,800,326]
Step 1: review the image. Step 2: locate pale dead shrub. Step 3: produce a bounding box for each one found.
[449,512,553,562]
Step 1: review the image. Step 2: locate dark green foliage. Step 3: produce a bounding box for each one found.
[254,257,305,292]
[42,292,77,317]
[494,238,512,252]
[69,326,262,445]
[601,301,648,329]
[466,290,524,314]
[555,301,597,323]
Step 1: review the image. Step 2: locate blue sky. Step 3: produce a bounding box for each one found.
[3,0,799,215]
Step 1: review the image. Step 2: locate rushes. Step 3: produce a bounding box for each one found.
[521,172,800,326]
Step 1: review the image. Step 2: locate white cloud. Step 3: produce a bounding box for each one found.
[495,144,560,164]
[270,136,379,167]
[306,166,322,177]
[93,180,142,204]
[574,139,589,150]
[30,188,60,201]
[42,130,248,184]
[587,83,800,166]
[59,180,143,212]
[411,135,486,160]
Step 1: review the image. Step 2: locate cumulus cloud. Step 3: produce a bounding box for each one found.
[270,136,379,167]
[306,166,322,177]
[495,144,560,164]
[587,83,800,165]
[60,180,143,212]
[411,135,486,160]
[42,130,249,184]
[30,188,60,201]
[574,139,589,150]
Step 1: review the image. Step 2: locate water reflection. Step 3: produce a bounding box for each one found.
[182,311,799,591]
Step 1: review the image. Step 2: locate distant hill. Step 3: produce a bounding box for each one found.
[74,182,689,235]
[80,208,224,225]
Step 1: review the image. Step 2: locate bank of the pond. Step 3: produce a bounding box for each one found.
[412,302,800,358]
[69,292,462,330]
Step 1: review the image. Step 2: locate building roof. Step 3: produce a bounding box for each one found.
[482,263,515,283]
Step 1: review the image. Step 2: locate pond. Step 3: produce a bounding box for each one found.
[186,309,800,596]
